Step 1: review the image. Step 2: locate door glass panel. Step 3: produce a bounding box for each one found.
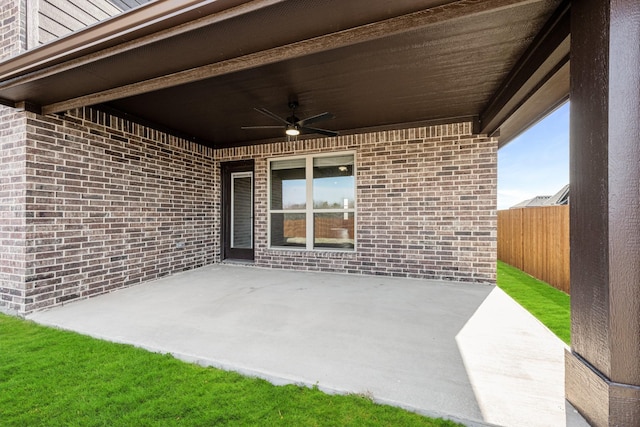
[232,172,253,249]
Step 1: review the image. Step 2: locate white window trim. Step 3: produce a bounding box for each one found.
[268,151,357,252]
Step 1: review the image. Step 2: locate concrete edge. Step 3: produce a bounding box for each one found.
[219,262,498,290]
[25,317,497,427]
[172,351,499,427]
[0,305,21,317]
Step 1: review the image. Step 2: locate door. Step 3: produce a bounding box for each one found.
[222,160,254,261]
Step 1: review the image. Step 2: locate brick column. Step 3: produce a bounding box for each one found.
[566,0,640,425]
[0,0,26,59]
[0,0,29,315]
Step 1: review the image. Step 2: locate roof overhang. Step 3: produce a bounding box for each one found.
[0,0,569,148]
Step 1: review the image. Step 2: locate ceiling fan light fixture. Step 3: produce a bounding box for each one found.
[243,101,337,138]
[285,125,300,136]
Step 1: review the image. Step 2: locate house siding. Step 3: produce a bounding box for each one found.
[37,0,153,45]
[0,0,153,48]
[218,124,497,283]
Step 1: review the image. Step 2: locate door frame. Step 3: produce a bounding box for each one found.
[221,160,255,261]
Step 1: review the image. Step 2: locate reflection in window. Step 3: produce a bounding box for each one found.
[271,159,305,210]
[269,153,355,251]
[314,212,354,249]
[313,155,355,209]
[270,213,306,247]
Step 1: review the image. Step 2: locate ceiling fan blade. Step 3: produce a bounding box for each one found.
[241,126,283,130]
[254,107,290,125]
[297,112,334,127]
[301,126,338,137]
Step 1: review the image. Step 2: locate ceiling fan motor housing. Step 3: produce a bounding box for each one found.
[241,99,338,137]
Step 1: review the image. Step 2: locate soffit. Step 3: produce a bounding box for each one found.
[0,0,566,148]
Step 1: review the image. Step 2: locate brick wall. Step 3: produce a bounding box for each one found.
[0,107,28,314]
[0,0,495,315]
[0,0,28,314]
[217,123,497,283]
[6,108,219,313]
[0,0,25,60]
[1,105,496,315]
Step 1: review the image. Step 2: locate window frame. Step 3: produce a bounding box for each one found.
[268,151,357,251]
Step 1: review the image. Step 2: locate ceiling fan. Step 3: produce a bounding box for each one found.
[241,101,338,137]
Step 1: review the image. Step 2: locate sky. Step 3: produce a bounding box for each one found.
[282,176,354,208]
[497,102,570,210]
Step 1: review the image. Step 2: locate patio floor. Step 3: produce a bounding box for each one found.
[27,264,589,427]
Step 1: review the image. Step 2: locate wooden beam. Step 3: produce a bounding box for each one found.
[15,101,42,114]
[566,0,640,425]
[42,0,544,114]
[496,57,569,147]
[480,0,570,136]
[0,97,15,108]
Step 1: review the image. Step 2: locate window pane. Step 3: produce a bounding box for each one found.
[271,213,306,247]
[313,156,354,209]
[232,174,252,249]
[314,212,354,249]
[271,159,306,210]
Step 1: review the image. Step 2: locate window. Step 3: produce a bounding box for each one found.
[269,153,355,250]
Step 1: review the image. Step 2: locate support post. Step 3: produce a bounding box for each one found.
[566,1,640,426]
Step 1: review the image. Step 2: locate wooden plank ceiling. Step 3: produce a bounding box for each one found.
[0,0,569,148]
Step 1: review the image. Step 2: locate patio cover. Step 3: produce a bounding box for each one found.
[0,0,569,148]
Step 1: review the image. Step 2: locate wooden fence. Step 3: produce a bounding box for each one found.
[284,217,354,239]
[498,205,570,294]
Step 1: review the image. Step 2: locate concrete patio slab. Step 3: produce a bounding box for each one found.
[27,264,589,427]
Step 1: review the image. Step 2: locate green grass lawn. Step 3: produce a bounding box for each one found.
[0,314,459,427]
[496,261,571,345]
